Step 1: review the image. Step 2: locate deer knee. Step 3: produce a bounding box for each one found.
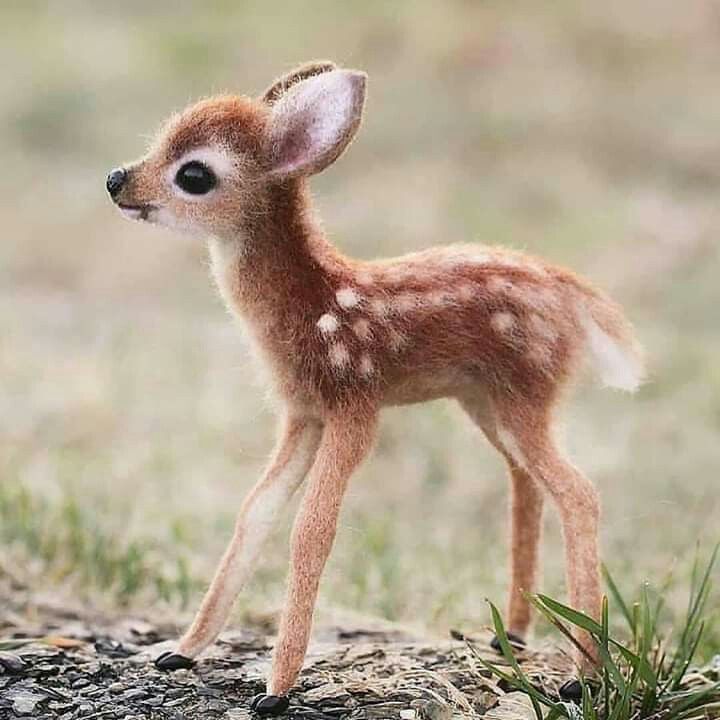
[289,510,337,577]
[563,479,600,525]
[543,465,600,525]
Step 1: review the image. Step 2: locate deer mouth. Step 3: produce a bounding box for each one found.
[117,203,156,221]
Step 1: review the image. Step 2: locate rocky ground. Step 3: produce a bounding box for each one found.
[0,587,572,720]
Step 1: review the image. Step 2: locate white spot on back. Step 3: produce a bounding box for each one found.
[358,353,374,377]
[370,297,390,318]
[456,283,476,302]
[352,318,372,341]
[317,312,339,335]
[394,292,423,313]
[491,311,516,333]
[328,342,350,370]
[336,287,361,309]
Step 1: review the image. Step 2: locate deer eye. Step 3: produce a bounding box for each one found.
[175,161,217,195]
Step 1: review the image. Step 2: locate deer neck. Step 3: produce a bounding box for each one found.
[208,179,350,383]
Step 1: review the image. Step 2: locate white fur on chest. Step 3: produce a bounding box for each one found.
[207,237,286,404]
[208,237,245,315]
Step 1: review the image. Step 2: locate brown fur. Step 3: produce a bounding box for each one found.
[262,60,337,105]
[110,62,644,694]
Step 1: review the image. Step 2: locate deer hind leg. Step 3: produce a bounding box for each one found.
[264,412,377,706]
[459,396,544,643]
[493,401,601,670]
[155,414,323,670]
[505,468,544,639]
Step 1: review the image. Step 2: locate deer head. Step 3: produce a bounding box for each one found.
[106,62,367,240]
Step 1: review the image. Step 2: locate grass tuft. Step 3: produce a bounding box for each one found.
[473,545,720,719]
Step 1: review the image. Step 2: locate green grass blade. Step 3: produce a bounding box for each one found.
[582,682,597,720]
[602,595,610,717]
[527,594,598,666]
[661,682,720,720]
[0,638,41,650]
[669,622,705,692]
[536,594,604,636]
[597,643,627,695]
[602,565,634,633]
[669,544,718,690]
[487,601,546,720]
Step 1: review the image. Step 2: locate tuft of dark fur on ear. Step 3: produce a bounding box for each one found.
[261,61,338,106]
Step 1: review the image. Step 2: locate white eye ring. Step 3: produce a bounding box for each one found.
[166,145,236,200]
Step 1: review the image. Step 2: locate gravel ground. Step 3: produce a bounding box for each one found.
[0,587,571,720]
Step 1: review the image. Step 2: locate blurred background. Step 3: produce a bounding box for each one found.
[1,1,719,644]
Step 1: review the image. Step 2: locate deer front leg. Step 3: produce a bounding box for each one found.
[250,412,377,715]
[155,414,323,670]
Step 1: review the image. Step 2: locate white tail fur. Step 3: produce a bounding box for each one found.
[579,309,645,392]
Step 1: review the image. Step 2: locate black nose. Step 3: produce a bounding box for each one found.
[106,167,127,198]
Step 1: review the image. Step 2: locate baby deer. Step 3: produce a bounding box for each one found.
[107,62,644,713]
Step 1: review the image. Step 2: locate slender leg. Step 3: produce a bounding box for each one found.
[458,395,544,642]
[157,414,323,667]
[494,405,601,669]
[506,466,544,637]
[267,412,377,698]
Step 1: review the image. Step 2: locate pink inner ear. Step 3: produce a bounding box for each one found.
[275,116,317,176]
[268,70,366,178]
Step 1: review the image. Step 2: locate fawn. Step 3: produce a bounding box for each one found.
[107,61,644,714]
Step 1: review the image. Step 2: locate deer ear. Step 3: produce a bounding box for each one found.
[265,69,367,179]
[261,61,337,106]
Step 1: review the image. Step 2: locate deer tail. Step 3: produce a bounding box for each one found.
[574,286,646,392]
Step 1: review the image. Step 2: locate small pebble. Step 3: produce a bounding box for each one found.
[164,697,187,708]
[11,691,44,716]
[122,688,148,701]
[0,651,27,674]
[143,696,165,707]
[83,688,107,699]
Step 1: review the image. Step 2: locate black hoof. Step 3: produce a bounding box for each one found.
[490,631,526,653]
[250,694,289,716]
[154,651,195,671]
[559,679,583,703]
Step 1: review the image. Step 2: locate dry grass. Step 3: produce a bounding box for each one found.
[1,1,719,653]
